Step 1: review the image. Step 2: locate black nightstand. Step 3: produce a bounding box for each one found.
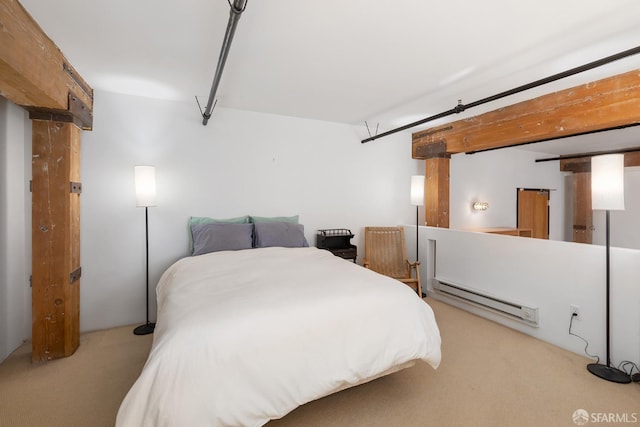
[316,229,357,263]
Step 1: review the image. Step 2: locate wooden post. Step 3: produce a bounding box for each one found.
[572,172,593,244]
[1,0,93,362]
[424,157,450,228]
[31,120,81,362]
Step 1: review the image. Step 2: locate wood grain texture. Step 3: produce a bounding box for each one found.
[0,0,93,123]
[424,158,449,228]
[560,151,640,172]
[517,189,549,239]
[572,172,593,244]
[31,120,81,362]
[412,69,640,157]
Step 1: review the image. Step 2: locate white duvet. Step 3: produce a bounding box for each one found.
[116,247,441,427]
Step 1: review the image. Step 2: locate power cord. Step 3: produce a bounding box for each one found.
[568,312,599,364]
[569,313,640,383]
[618,360,640,383]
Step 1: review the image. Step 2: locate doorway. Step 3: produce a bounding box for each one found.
[517,188,550,239]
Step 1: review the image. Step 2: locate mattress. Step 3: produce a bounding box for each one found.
[116,246,441,426]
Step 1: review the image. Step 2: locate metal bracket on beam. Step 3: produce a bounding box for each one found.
[28,91,93,130]
[68,92,93,130]
[63,62,93,101]
[70,182,82,194]
[413,140,451,159]
[69,267,82,284]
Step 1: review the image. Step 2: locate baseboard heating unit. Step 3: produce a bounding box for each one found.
[434,279,539,326]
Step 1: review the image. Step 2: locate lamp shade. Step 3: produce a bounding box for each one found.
[135,165,157,207]
[410,175,425,206]
[591,154,624,211]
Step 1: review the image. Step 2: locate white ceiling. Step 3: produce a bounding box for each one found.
[19,0,640,154]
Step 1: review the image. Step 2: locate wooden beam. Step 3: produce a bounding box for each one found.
[413,69,640,158]
[560,151,640,172]
[624,151,640,167]
[424,158,450,228]
[0,0,93,129]
[31,120,81,362]
[560,157,591,173]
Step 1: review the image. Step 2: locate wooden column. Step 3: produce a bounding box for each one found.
[424,157,450,228]
[572,172,593,244]
[31,120,81,362]
[1,0,93,361]
[560,152,640,244]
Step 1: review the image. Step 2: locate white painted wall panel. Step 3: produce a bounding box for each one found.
[80,90,422,332]
[0,98,30,362]
[407,225,640,367]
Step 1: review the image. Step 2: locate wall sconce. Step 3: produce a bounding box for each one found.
[472,201,489,211]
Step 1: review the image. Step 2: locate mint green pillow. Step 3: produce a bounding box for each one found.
[188,215,250,253]
[250,215,299,224]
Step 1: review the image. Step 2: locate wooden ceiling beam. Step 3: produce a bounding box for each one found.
[560,150,640,172]
[0,0,93,129]
[412,69,640,158]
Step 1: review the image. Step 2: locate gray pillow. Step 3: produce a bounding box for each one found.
[250,215,299,224]
[188,215,250,253]
[253,222,309,248]
[191,223,254,256]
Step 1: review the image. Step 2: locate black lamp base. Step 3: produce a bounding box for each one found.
[133,322,155,336]
[587,363,631,384]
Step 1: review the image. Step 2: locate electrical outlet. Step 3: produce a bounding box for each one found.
[570,304,580,319]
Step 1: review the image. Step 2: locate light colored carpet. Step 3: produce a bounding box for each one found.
[0,300,638,427]
[0,325,152,427]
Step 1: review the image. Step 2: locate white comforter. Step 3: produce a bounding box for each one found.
[116,247,441,427]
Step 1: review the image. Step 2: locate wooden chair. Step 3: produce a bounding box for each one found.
[363,226,422,296]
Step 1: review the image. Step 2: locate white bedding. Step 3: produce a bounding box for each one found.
[116,247,441,427]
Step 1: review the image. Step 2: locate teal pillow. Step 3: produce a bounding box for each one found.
[188,215,250,254]
[250,215,299,224]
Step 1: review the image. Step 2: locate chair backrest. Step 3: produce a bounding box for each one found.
[364,226,410,279]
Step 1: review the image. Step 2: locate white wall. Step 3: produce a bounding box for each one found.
[449,146,640,249]
[411,146,640,366]
[80,90,422,332]
[0,98,31,362]
[449,148,567,240]
[406,225,640,367]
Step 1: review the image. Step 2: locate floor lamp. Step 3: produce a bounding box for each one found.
[133,165,156,336]
[588,154,630,383]
[411,175,425,296]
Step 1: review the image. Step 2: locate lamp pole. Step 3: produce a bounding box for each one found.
[410,175,425,297]
[586,155,629,383]
[134,166,156,336]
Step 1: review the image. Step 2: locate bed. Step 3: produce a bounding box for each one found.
[116,244,441,426]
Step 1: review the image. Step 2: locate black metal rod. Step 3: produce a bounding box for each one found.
[202,0,247,125]
[586,208,630,382]
[415,206,419,261]
[605,210,611,367]
[145,206,150,325]
[134,206,154,336]
[361,45,640,143]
